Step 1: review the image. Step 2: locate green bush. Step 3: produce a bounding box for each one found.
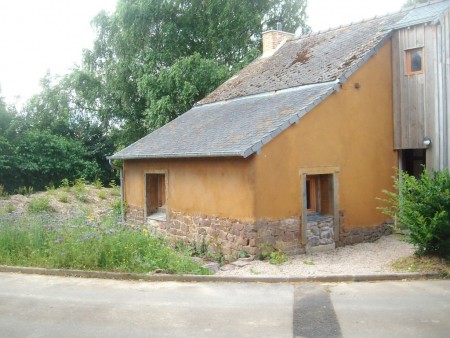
[380,169,450,258]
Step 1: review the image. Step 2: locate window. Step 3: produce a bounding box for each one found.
[305,175,332,214]
[145,173,167,221]
[406,48,423,75]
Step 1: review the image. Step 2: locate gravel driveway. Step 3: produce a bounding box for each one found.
[217,235,414,277]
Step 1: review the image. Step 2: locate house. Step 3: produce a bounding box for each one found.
[109,0,450,259]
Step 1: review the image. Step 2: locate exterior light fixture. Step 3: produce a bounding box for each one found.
[423,137,432,147]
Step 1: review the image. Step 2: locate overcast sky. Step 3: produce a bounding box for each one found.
[0,0,407,108]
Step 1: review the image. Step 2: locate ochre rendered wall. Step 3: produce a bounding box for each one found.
[253,41,397,228]
[123,157,255,221]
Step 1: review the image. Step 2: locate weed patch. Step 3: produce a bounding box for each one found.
[0,212,209,275]
[28,197,53,214]
[392,256,449,277]
[58,193,69,203]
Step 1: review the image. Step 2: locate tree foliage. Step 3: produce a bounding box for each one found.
[0,0,309,193]
[81,0,309,143]
[0,78,117,193]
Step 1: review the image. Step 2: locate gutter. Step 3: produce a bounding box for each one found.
[108,159,124,223]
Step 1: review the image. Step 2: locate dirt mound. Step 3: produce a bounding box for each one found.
[0,185,120,216]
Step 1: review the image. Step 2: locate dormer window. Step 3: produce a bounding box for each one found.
[406,48,423,75]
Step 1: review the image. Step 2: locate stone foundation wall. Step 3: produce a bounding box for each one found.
[306,214,334,247]
[255,218,305,255]
[141,211,306,259]
[126,206,145,225]
[124,207,391,260]
[164,211,258,258]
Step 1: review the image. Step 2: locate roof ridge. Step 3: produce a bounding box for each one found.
[295,3,426,40]
[194,81,339,109]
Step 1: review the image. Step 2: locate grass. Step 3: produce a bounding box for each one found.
[58,193,69,203]
[392,256,449,277]
[28,197,53,213]
[303,260,315,266]
[98,190,107,200]
[0,211,209,275]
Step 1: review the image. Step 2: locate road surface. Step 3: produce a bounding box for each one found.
[0,272,448,337]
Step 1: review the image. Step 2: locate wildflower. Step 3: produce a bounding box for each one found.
[142,228,148,236]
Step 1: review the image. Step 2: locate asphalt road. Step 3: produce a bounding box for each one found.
[0,272,448,337]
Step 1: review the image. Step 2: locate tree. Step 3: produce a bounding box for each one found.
[81,0,310,144]
[0,74,118,193]
[0,92,17,192]
[139,53,231,131]
[1,1,310,193]
[13,130,101,191]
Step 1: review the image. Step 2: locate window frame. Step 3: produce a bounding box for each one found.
[405,47,424,76]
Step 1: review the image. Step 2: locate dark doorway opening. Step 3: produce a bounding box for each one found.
[401,149,426,178]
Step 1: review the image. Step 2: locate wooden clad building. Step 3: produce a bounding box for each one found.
[391,1,450,173]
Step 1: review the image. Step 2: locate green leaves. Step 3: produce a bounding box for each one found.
[139,53,230,131]
[82,0,309,142]
[380,169,450,258]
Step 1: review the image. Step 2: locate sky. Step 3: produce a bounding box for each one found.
[0,0,407,108]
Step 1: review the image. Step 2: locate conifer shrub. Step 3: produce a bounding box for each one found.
[380,169,450,259]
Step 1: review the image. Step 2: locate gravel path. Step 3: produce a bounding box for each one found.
[217,235,415,277]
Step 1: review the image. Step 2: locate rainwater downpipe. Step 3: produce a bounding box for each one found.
[108,159,124,223]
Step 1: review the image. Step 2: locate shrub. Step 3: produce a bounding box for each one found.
[380,169,450,258]
[28,197,52,213]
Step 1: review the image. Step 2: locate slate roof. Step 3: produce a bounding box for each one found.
[198,13,406,105]
[388,0,450,30]
[109,82,338,159]
[109,1,449,160]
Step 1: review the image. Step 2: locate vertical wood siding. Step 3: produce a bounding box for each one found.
[393,15,450,170]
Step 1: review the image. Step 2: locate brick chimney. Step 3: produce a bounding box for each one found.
[262,28,294,55]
